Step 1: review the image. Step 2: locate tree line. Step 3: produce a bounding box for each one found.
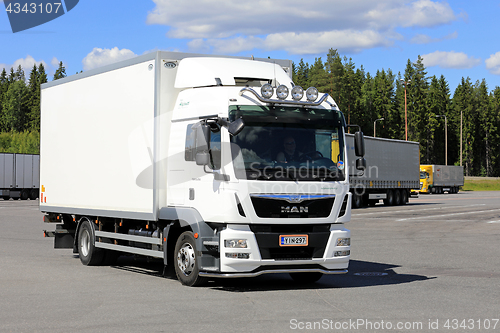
[293,49,500,177]
[1,50,499,176]
[0,61,66,154]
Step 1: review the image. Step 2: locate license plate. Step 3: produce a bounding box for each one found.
[280,235,308,247]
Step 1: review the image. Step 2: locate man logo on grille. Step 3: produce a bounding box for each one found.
[281,206,308,213]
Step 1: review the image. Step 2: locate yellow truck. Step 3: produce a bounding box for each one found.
[418,164,464,194]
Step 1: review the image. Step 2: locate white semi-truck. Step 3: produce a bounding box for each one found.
[0,153,39,200]
[346,134,420,207]
[41,51,365,286]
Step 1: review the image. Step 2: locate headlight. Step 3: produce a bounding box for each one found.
[225,239,248,248]
[276,85,289,100]
[261,83,273,99]
[291,86,304,100]
[336,238,350,246]
[306,87,319,101]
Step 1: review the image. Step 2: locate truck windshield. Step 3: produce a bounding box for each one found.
[229,105,345,181]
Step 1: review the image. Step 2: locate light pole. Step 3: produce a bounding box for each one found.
[400,79,411,141]
[460,110,462,166]
[436,115,447,165]
[374,118,384,137]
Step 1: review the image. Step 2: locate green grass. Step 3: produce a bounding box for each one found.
[462,177,500,191]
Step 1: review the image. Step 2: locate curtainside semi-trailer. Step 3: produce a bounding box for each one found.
[346,134,420,207]
[1,153,39,200]
[41,51,365,286]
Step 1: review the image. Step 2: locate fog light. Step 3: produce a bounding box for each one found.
[261,84,273,99]
[225,239,247,248]
[291,86,304,100]
[336,238,350,246]
[276,85,289,100]
[334,250,350,257]
[225,253,250,259]
[306,87,319,101]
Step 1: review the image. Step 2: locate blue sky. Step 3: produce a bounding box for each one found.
[1,0,500,93]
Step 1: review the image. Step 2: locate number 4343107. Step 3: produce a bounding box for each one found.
[6,2,62,14]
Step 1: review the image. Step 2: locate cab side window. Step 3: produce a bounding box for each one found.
[184,123,221,170]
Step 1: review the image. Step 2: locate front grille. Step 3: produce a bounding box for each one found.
[250,224,330,260]
[250,195,335,218]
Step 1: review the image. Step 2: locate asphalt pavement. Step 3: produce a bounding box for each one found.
[1,191,499,332]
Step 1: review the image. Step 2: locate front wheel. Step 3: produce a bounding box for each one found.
[289,272,323,283]
[78,218,104,266]
[174,231,207,287]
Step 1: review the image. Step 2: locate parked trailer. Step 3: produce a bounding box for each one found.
[0,153,39,200]
[346,134,420,207]
[41,51,366,286]
[419,164,464,194]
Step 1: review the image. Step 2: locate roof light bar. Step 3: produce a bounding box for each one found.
[276,85,289,100]
[261,83,273,99]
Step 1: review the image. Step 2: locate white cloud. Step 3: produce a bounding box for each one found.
[188,30,392,55]
[82,47,137,71]
[147,0,459,55]
[421,51,481,69]
[0,55,49,74]
[485,52,500,75]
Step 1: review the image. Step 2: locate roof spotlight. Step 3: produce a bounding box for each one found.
[306,87,319,102]
[276,85,289,100]
[291,86,304,101]
[261,83,274,99]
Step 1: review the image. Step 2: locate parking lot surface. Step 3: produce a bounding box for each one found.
[1,191,499,332]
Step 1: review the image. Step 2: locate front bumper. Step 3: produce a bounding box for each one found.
[208,224,350,277]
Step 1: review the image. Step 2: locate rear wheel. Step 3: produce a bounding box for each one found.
[174,231,207,287]
[78,218,104,266]
[383,190,394,206]
[289,272,323,283]
[352,193,363,208]
[20,190,29,200]
[401,189,408,204]
[394,189,401,205]
[30,189,38,200]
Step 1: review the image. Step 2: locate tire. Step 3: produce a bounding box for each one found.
[401,189,408,205]
[289,272,323,283]
[77,218,104,266]
[383,189,394,206]
[352,193,363,208]
[20,190,29,200]
[394,189,401,205]
[174,231,207,287]
[30,189,38,200]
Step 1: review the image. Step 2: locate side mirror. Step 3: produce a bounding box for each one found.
[196,152,210,166]
[228,118,245,136]
[356,157,366,171]
[195,122,211,153]
[354,131,365,157]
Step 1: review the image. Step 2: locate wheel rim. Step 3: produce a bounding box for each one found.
[80,229,90,257]
[177,242,196,276]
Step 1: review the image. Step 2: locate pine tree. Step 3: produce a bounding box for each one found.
[308,58,329,93]
[294,59,310,88]
[452,77,475,175]
[2,80,29,132]
[475,79,494,176]
[53,61,67,80]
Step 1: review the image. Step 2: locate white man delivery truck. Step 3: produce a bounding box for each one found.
[41,51,365,286]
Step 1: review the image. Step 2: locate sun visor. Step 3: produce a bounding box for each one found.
[174,57,292,89]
